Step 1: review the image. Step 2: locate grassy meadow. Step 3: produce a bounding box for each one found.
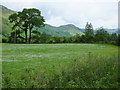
[2,43,119,88]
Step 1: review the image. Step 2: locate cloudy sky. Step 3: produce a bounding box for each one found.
[1,0,118,29]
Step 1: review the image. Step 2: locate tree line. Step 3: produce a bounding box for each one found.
[2,8,120,46]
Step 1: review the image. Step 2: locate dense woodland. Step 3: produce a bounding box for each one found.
[2,8,120,46]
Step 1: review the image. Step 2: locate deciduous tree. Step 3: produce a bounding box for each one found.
[9,8,45,43]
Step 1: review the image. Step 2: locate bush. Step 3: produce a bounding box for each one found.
[2,35,8,43]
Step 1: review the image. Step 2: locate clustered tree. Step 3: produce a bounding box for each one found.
[8,8,45,43]
[85,22,94,43]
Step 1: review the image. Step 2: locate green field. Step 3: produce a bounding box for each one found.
[2,43,119,88]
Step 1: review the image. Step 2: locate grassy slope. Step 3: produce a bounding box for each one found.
[33,24,84,37]
[1,5,15,35]
[2,44,119,88]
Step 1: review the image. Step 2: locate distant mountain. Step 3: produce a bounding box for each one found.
[93,28,118,34]
[79,28,118,34]
[104,29,118,34]
[1,5,15,14]
[1,5,84,37]
[33,24,84,37]
[0,5,15,36]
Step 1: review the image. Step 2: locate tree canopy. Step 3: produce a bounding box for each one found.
[9,8,45,43]
[85,22,94,43]
[95,27,109,43]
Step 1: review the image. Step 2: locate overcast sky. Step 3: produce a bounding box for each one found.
[1,0,119,29]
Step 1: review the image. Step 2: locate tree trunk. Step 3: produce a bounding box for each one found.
[14,31,17,43]
[25,30,27,43]
[29,29,31,44]
[15,31,17,43]
[14,32,16,43]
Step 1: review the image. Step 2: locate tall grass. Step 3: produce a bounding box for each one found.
[47,54,118,88]
[2,53,119,88]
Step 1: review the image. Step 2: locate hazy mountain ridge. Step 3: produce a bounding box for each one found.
[0,5,15,14]
[104,28,118,34]
[0,5,15,36]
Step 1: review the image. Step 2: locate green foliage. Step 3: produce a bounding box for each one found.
[31,30,41,43]
[85,22,94,43]
[1,35,8,43]
[95,27,110,43]
[9,8,45,43]
[40,32,49,43]
[72,33,81,43]
[109,33,118,45]
[48,54,118,88]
